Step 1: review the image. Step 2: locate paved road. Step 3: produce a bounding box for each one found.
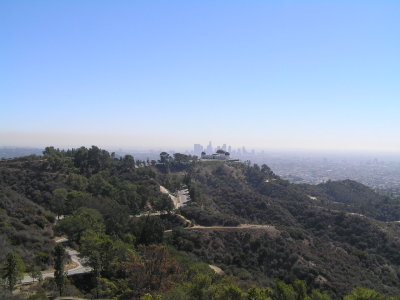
[22,185,191,284]
[133,186,191,218]
[160,186,190,209]
[174,189,190,208]
[21,239,92,284]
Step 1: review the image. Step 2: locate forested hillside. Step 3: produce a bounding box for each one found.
[1,147,400,299]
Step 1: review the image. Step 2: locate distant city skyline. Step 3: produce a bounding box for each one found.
[1,1,400,152]
[193,142,253,156]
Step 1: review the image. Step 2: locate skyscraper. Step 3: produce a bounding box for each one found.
[194,144,203,156]
[206,141,213,154]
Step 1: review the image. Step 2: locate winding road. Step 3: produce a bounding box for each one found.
[21,238,92,284]
[21,185,274,284]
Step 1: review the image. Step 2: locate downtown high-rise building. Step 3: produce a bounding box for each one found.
[206,141,213,154]
[193,144,203,156]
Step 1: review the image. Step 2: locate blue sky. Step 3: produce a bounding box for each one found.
[1,1,400,151]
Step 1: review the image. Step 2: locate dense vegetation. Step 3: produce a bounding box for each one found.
[174,162,400,297]
[300,179,400,221]
[0,187,54,271]
[1,146,400,299]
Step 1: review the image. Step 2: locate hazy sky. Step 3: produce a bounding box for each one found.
[1,1,400,152]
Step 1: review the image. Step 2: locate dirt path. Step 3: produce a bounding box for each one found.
[190,224,276,230]
[175,213,192,226]
[209,265,225,275]
[165,224,279,236]
[21,238,92,284]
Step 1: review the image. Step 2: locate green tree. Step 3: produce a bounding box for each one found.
[51,188,67,218]
[261,164,274,176]
[188,273,212,300]
[91,251,101,299]
[152,194,174,213]
[159,152,171,163]
[2,252,25,291]
[79,228,135,279]
[116,182,140,213]
[30,266,43,283]
[73,146,89,173]
[273,281,297,300]
[27,293,49,299]
[173,153,190,165]
[247,286,273,300]
[132,215,164,245]
[43,146,59,156]
[122,155,136,171]
[310,290,331,300]
[87,145,110,174]
[66,173,88,191]
[54,244,66,296]
[64,190,92,214]
[88,172,115,196]
[293,280,308,300]
[212,280,245,300]
[95,277,118,298]
[43,146,72,171]
[55,207,105,244]
[343,287,386,300]
[80,230,113,274]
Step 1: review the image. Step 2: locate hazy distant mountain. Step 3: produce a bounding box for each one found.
[0,147,43,159]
